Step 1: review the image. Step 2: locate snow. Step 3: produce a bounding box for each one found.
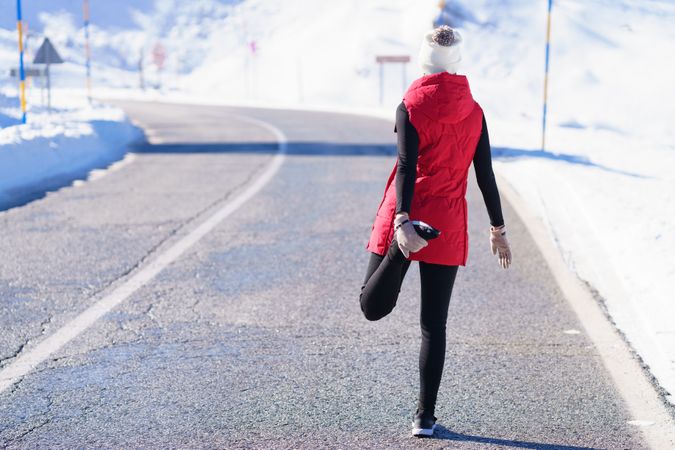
[0,87,142,210]
[182,0,438,106]
[0,1,146,210]
[0,0,674,404]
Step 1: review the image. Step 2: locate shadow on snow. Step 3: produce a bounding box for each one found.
[492,146,648,179]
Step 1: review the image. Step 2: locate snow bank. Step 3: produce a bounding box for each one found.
[0,90,142,210]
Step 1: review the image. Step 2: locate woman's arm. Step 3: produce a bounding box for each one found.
[473,114,505,228]
[394,101,419,216]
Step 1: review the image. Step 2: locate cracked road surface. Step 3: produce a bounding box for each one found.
[0,102,652,448]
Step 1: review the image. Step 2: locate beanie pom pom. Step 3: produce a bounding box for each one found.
[432,25,458,47]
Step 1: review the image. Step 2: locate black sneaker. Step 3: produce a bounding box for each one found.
[411,409,437,437]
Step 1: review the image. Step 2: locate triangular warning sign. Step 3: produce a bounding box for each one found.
[33,38,64,65]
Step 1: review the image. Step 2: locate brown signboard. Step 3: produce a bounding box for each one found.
[376,55,411,63]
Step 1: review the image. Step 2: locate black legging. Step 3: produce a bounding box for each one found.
[360,238,459,415]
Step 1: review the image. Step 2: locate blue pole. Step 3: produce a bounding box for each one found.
[542,0,553,150]
[16,0,27,124]
[84,0,92,103]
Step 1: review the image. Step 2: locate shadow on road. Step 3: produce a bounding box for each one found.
[133,141,397,156]
[7,139,643,214]
[0,159,124,213]
[432,425,601,449]
[0,141,396,213]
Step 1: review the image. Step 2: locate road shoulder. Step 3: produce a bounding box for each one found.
[495,170,675,449]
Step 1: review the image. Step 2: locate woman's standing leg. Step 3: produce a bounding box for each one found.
[416,261,459,416]
[360,238,412,321]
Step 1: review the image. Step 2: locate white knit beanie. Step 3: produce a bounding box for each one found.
[418,25,462,74]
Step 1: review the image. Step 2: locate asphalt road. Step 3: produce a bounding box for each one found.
[0,102,650,449]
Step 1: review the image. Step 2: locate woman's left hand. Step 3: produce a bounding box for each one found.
[489,225,512,269]
[394,213,428,258]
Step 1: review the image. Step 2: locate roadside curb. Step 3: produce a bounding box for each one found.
[494,170,675,450]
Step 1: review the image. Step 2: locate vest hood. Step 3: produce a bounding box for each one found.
[403,72,476,125]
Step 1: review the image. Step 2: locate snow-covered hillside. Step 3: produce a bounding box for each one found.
[0,1,244,91]
[1,0,674,405]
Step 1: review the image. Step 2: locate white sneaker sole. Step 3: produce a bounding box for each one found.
[411,422,436,437]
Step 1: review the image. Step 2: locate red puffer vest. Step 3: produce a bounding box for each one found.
[366,72,483,266]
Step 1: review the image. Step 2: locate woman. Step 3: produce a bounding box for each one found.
[359,25,513,438]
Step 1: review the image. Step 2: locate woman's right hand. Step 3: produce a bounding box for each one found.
[490,224,512,269]
[394,213,428,258]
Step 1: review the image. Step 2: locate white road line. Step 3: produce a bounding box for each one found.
[0,113,287,395]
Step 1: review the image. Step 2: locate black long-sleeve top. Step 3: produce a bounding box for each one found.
[394,101,504,227]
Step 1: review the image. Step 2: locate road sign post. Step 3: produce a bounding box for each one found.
[375,55,411,105]
[152,42,166,89]
[379,61,384,105]
[246,40,257,98]
[33,38,64,112]
[16,0,27,123]
[139,52,145,90]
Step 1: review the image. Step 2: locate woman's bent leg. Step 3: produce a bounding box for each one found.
[360,239,411,321]
[417,262,459,415]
